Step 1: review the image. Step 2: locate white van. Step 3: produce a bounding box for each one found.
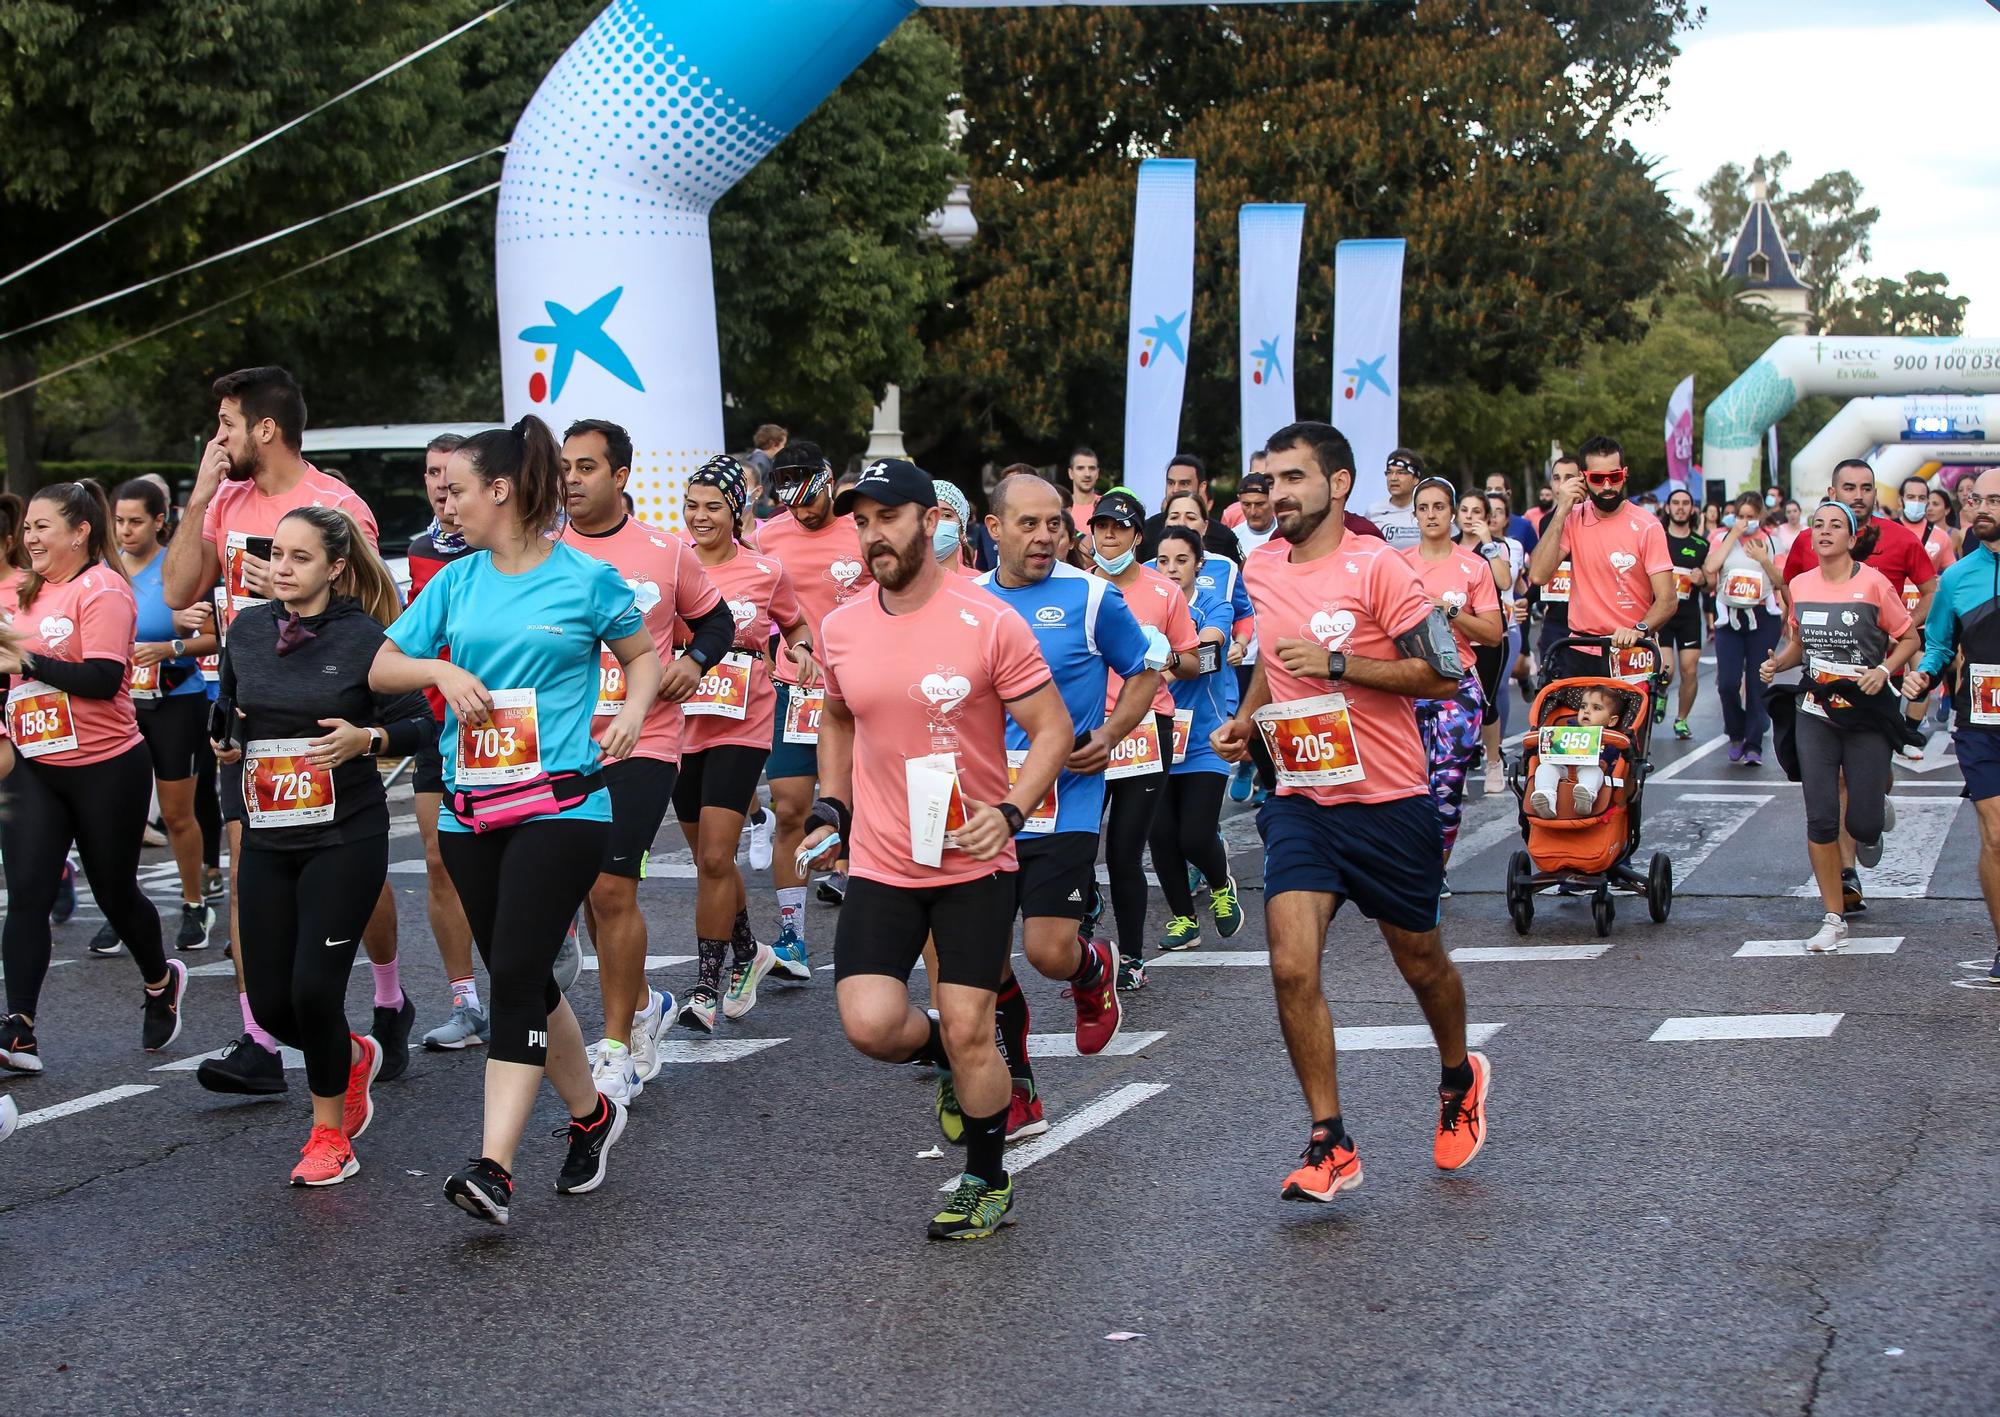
[301,423,498,592]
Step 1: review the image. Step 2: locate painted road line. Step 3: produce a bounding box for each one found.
[659,1038,786,1064]
[1443,800,1527,866]
[16,1084,159,1129]
[1892,730,1958,774]
[942,1081,1169,1190]
[1027,1030,1166,1059]
[1146,950,1269,968]
[1649,1012,1843,1042]
[183,962,237,978]
[1736,936,1904,958]
[1451,944,1611,963]
[1644,793,1771,880]
[1650,734,1730,782]
[0,959,72,983]
[1660,778,1957,789]
[1789,796,1962,899]
[1335,1022,1505,1051]
[577,954,694,972]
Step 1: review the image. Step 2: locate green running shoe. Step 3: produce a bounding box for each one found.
[927,1173,1017,1241]
[1672,718,1692,740]
[1210,875,1245,939]
[935,1068,965,1145]
[1160,915,1202,952]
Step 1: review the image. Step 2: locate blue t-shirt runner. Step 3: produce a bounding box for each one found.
[128,549,206,699]
[1172,579,1241,777]
[974,560,1151,835]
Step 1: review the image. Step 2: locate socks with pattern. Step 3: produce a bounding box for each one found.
[370,960,403,1010]
[963,1105,1009,1187]
[730,908,758,966]
[449,975,482,1014]
[994,977,1033,1084]
[1312,1114,1349,1152]
[776,886,807,939]
[1069,939,1106,989]
[696,937,730,996]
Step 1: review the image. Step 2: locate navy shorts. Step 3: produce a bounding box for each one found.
[1956,729,2000,802]
[767,679,818,781]
[1258,791,1443,934]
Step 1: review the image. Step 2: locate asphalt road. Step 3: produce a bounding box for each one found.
[3,675,1996,1416]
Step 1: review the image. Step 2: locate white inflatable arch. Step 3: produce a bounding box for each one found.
[1870,441,2000,489]
[1701,335,2000,507]
[1790,394,2000,502]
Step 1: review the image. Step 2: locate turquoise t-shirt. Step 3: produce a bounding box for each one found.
[386,542,641,831]
[129,551,205,699]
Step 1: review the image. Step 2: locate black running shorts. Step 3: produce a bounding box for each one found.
[135,694,210,783]
[1014,831,1097,921]
[670,743,766,825]
[834,871,1017,991]
[601,755,678,880]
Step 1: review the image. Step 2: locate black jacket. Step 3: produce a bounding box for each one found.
[1139,513,1241,565]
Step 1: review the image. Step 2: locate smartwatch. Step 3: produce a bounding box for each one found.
[171,637,186,659]
[996,802,1026,836]
[368,727,387,756]
[1324,650,1348,681]
[1446,604,1461,621]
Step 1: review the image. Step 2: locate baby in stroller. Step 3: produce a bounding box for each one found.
[1529,686,1623,819]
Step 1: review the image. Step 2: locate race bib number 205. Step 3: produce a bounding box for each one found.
[1253,693,1365,788]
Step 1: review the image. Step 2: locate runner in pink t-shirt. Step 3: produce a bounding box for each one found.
[800,458,1071,1241]
[1210,421,1487,1206]
[1527,437,1676,681]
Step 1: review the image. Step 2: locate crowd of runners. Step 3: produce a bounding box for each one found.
[1,365,1994,1233]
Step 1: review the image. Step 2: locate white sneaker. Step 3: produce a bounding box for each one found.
[1897,743,1924,762]
[1529,790,1555,819]
[1484,762,1505,794]
[1570,782,1596,817]
[1806,913,1849,954]
[723,942,778,1020]
[590,1039,641,1105]
[746,810,774,872]
[678,989,718,1034]
[0,1092,17,1143]
[628,989,671,1084]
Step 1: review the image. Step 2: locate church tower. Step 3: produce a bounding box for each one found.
[1723,160,1812,332]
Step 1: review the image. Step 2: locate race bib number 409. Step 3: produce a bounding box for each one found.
[244,739,335,828]
[457,688,542,785]
[1253,693,1364,788]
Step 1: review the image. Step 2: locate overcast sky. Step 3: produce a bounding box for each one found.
[1624,0,2000,330]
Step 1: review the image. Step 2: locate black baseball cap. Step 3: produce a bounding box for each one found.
[1090,488,1146,529]
[1239,472,1272,496]
[834,458,938,515]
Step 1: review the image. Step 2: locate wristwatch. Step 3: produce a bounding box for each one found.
[368,727,386,756]
[996,802,1026,836]
[171,637,186,659]
[1446,604,1461,621]
[1324,650,1348,681]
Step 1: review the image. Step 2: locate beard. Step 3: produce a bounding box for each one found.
[1276,500,1329,544]
[1587,488,1624,514]
[1975,515,2000,544]
[224,442,258,482]
[868,527,930,590]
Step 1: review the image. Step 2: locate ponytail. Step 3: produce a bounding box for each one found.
[458,416,565,537]
[20,480,124,614]
[0,492,24,571]
[279,507,403,626]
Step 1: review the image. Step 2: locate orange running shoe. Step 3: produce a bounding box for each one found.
[1281,1124,1362,1202]
[290,1124,358,1187]
[1434,1050,1491,1171]
[343,1033,383,1140]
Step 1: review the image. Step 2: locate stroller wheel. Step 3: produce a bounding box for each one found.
[1591,891,1615,937]
[1647,852,1673,923]
[1506,850,1535,935]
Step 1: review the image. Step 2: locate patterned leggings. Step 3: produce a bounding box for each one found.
[1414,673,1487,856]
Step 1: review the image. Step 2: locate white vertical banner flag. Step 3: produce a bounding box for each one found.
[1122,158,1197,512]
[1332,238,1406,511]
[1663,374,1695,489]
[1238,204,1305,475]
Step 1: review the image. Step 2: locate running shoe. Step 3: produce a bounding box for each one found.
[628,988,672,1084]
[1079,882,1105,942]
[1897,742,1924,762]
[290,1124,358,1188]
[590,1039,642,1106]
[1673,718,1692,740]
[196,1035,288,1095]
[553,920,583,994]
[175,902,215,951]
[88,922,122,957]
[1855,834,1884,869]
[0,1015,42,1074]
[1727,740,1744,764]
[1841,867,1867,915]
[445,1158,512,1225]
[1529,790,1555,818]
[1742,748,1763,767]
[1185,864,1206,898]
[769,924,811,981]
[1159,915,1202,952]
[1117,956,1148,992]
[1883,797,1897,835]
[372,993,415,1082]
[745,809,774,872]
[1987,949,2000,983]
[1006,1081,1049,1143]
[142,958,188,1053]
[816,870,848,906]
[204,867,225,901]
[928,1173,1017,1241]
[342,1034,382,1139]
[1210,875,1245,939]
[1439,873,1453,900]
[143,821,168,849]
[1435,1051,1491,1171]
[935,1068,965,1145]
[677,988,719,1035]
[722,941,778,1020]
[1653,694,1667,725]
[421,1004,490,1051]
[1228,760,1255,803]
[554,1093,626,1195]
[1806,912,1849,953]
[1064,938,1122,1055]
[1483,761,1505,794]
[0,1092,18,1143]
[51,860,77,926]
[1282,1124,1363,1202]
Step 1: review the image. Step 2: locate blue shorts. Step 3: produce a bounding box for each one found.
[1258,791,1443,934]
[767,679,818,781]
[1955,729,2000,802]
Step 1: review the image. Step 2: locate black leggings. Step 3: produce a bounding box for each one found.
[441,817,609,1066]
[1096,714,1169,961]
[194,733,222,868]
[1150,771,1231,918]
[2,745,164,1018]
[238,837,387,1097]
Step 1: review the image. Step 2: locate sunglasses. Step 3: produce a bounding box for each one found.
[1583,468,1627,489]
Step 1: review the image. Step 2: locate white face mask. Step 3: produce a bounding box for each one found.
[1902,499,1926,522]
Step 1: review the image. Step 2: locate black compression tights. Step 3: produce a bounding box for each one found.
[1149,771,1230,918]
[2,745,164,1018]
[1099,726,1167,960]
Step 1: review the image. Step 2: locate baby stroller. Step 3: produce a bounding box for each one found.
[1504,634,1674,937]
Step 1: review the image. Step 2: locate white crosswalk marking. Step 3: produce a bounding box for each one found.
[1788,796,1962,899]
[1027,1030,1166,1058]
[1649,1013,1843,1042]
[1735,936,1903,958]
[1451,944,1611,963]
[1335,1023,1505,1051]
[1146,950,1268,968]
[1645,793,1770,878]
[577,954,694,972]
[1650,734,1730,782]
[658,1038,785,1063]
[16,1084,158,1128]
[941,1081,1169,1190]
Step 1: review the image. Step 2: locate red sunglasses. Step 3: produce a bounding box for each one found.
[1583,468,1627,489]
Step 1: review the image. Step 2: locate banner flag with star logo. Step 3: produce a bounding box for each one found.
[1123,158,1196,511]
[1239,204,1305,477]
[1332,238,1406,511]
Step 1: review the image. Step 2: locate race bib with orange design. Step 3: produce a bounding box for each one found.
[456,687,542,785]
[1544,564,1572,603]
[1005,749,1059,834]
[223,531,270,609]
[1171,708,1193,765]
[682,651,753,720]
[243,738,336,828]
[5,679,78,759]
[129,660,162,701]
[1902,581,1922,612]
[782,685,825,744]
[1610,644,1659,684]
[1970,664,2000,726]
[1721,568,1767,607]
[1104,718,1165,780]
[1254,693,1365,788]
[1673,568,1693,602]
[199,651,221,684]
[594,648,628,719]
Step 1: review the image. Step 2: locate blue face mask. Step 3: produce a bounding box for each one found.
[1093,545,1136,575]
[1721,513,1737,529]
[1902,499,1926,522]
[933,520,961,558]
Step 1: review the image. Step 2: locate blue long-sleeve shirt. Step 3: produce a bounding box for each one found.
[1918,538,2000,677]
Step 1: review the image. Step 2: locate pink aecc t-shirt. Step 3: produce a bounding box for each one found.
[681,547,803,755]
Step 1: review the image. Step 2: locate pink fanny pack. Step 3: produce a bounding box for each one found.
[450,771,603,834]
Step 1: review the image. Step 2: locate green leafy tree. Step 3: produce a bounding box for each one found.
[1823,269,1969,338]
